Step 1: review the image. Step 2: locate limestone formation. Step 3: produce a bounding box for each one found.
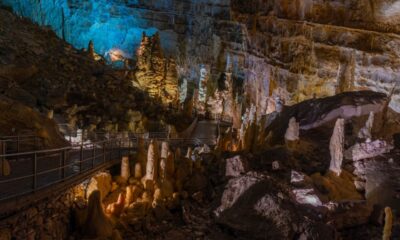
[159,158,167,181]
[88,40,95,59]
[197,65,209,114]
[120,156,130,183]
[83,191,113,239]
[358,112,374,140]
[125,186,133,208]
[344,140,394,161]
[86,172,112,201]
[145,140,159,181]
[160,141,169,160]
[225,155,249,177]
[383,207,393,240]
[284,117,299,142]
[106,193,125,217]
[134,162,142,179]
[329,119,345,176]
[179,78,188,105]
[134,32,178,105]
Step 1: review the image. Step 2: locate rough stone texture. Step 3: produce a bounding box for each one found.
[345,139,394,161]
[86,172,112,200]
[145,140,159,181]
[134,33,178,106]
[284,117,299,141]
[224,155,249,177]
[264,91,387,145]
[215,171,335,239]
[358,111,375,139]
[0,188,76,239]
[329,118,345,176]
[0,8,188,134]
[3,0,400,119]
[229,0,400,112]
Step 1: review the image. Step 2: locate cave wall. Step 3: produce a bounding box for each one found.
[229,0,400,112]
[1,0,399,113]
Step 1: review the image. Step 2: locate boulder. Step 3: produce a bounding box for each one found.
[225,155,249,177]
[86,172,112,201]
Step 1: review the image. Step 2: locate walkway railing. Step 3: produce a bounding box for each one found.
[0,135,44,154]
[0,137,132,202]
[0,134,216,203]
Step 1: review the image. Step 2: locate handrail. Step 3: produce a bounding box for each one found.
[0,134,216,203]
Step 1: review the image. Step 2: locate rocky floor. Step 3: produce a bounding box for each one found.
[0,8,190,134]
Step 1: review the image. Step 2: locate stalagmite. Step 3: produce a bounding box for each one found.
[160,141,169,160]
[145,140,159,181]
[329,118,345,176]
[358,111,374,139]
[120,156,130,182]
[159,141,170,180]
[383,207,393,240]
[125,186,133,208]
[153,188,163,207]
[179,78,188,105]
[83,190,113,239]
[88,40,95,59]
[197,65,209,114]
[284,117,300,142]
[134,162,142,179]
[159,158,167,181]
[106,193,125,217]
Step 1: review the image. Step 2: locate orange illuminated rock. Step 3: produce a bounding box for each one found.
[106,193,125,217]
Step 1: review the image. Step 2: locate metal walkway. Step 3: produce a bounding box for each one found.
[0,133,215,208]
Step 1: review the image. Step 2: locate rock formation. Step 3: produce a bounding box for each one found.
[131,162,142,180]
[358,112,375,140]
[120,156,130,183]
[86,172,112,201]
[197,65,209,114]
[329,119,345,176]
[383,207,393,240]
[344,139,394,161]
[134,32,178,106]
[225,155,249,177]
[284,117,300,146]
[145,140,159,181]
